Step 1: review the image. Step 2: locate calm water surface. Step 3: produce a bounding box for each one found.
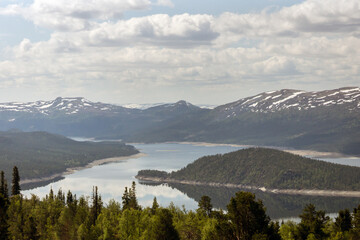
[22,142,360,219]
[23,143,243,210]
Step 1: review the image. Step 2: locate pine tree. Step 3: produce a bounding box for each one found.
[129,181,139,210]
[0,171,6,197]
[152,197,159,214]
[198,195,213,217]
[227,191,274,240]
[90,186,102,225]
[11,166,21,196]
[0,193,9,240]
[122,187,130,210]
[335,209,352,232]
[298,204,329,240]
[0,171,10,239]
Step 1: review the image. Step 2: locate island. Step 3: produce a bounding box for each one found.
[136,147,360,196]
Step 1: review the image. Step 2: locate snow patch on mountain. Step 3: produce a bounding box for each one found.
[0,97,128,115]
[216,87,360,119]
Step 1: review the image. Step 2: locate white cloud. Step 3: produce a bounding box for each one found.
[85,14,218,47]
[0,0,152,31]
[0,0,359,104]
[214,0,360,46]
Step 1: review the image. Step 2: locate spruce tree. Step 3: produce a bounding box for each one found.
[90,186,102,225]
[198,195,212,217]
[11,166,20,196]
[129,181,139,210]
[0,171,9,200]
[151,197,159,214]
[122,187,130,210]
[335,209,352,232]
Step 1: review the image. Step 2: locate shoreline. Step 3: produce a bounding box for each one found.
[136,176,360,198]
[20,153,146,185]
[170,141,352,159]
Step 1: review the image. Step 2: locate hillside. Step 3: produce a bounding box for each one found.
[0,131,138,181]
[137,148,360,191]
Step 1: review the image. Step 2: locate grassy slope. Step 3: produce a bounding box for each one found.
[0,131,138,180]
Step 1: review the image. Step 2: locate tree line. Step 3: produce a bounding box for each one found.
[1,168,360,239]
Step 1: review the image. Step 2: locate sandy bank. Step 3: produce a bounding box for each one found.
[21,153,146,185]
[136,176,360,198]
[173,141,350,159]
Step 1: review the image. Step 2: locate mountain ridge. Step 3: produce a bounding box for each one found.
[0,87,359,115]
[0,87,358,155]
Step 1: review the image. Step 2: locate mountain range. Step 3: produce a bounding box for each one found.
[0,87,359,155]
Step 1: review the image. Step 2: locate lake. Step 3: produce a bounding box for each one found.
[23,142,360,219]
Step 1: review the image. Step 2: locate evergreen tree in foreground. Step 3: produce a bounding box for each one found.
[0,171,9,240]
[11,166,20,196]
[0,171,9,200]
[90,186,102,225]
[198,195,213,217]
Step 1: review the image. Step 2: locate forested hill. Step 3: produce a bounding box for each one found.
[0,131,138,181]
[137,148,360,191]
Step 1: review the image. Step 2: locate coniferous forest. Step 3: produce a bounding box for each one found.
[1,168,360,240]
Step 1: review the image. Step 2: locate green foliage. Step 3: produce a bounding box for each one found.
[152,197,159,214]
[226,191,274,240]
[3,172,360,240]
[298,204,330,239]
[2,189,360,240]
[138,148,360,191]
[335,209,352,233]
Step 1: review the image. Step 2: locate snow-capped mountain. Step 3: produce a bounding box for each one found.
[0,97,202,115]
[0,97,131,115]
[217,87,360,119]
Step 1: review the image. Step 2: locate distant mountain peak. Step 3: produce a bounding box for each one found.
[0,97,126,115]
[216,87,360,119]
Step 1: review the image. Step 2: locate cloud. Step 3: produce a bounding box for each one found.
[0,0,359,103]
[10,14,218,49]
[0,0,153,31]
[214,0,360,45]
[85,14,218,47]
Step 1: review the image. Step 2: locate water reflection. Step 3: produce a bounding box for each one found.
[22,143,243,211]
[146,182,360,220]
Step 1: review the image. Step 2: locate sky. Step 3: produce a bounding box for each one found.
[0,0,359,105]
